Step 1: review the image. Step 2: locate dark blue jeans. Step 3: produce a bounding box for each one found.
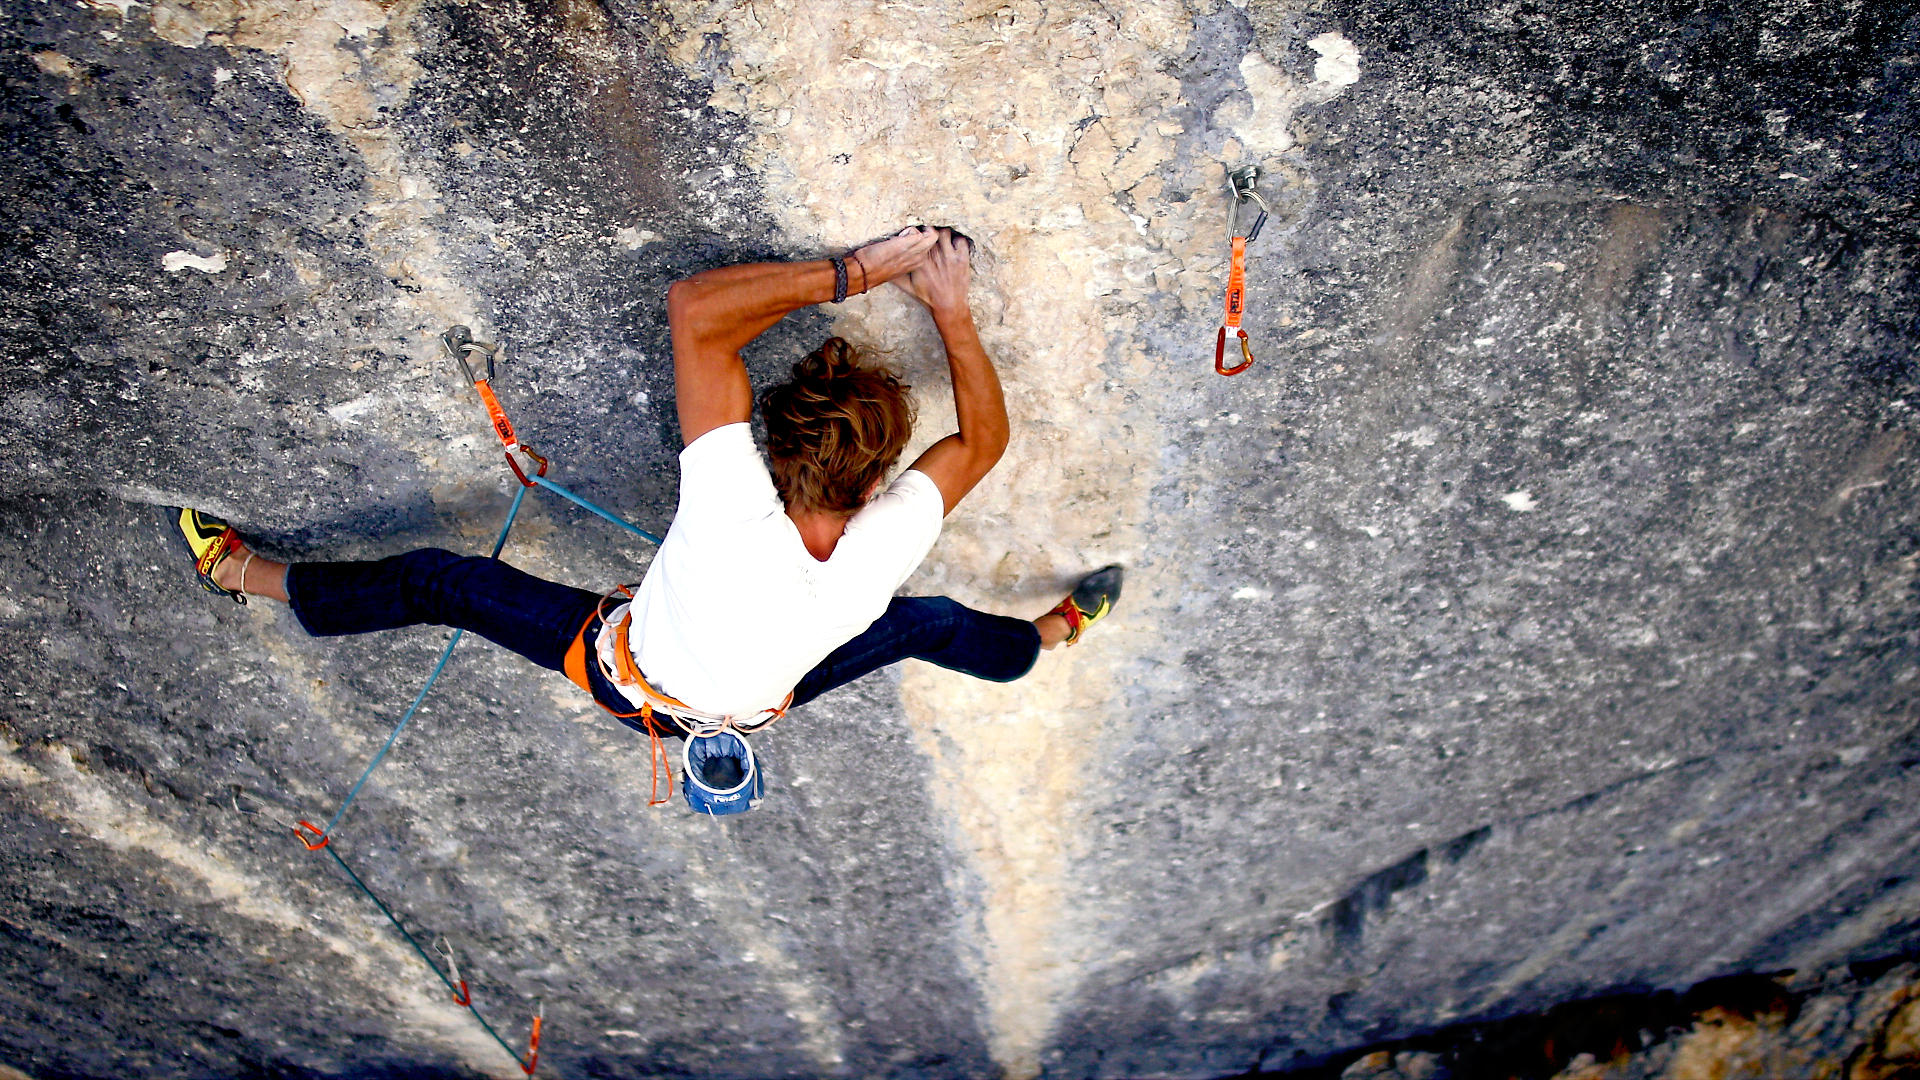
[285,549,1041,729]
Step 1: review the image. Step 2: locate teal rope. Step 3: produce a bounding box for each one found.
[528,475,664,545]
[319,485,529,840]
[490,485,532,559]
[322,842,530,1071]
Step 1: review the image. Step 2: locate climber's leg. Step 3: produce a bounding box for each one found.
[282,548,600,673]
[787,596,1042,709]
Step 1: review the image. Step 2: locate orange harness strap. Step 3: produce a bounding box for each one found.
[562,598,673,806]
[562,618,594,695]
[608,615,651,693]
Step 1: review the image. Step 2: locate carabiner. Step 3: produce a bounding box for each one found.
[1226,165,1271,241]
[502,445,550,488]
[1216,327,1254,377]
[441,325,500,385]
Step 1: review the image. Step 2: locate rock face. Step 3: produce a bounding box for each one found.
[1,1,1916,1078]
[1324,961,1920,1080]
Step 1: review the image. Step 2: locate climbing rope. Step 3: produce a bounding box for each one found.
[236,793,542,1073]
[527,473,661,544]
[322,843,542,1074]
[1215,164,1269,377]
[278,326,666,1074]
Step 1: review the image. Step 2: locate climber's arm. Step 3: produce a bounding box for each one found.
[665,264,805,447]
[665,229,938,447]
[897,231,1008,516]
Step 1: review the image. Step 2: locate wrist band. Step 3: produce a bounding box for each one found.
[830,256,848,303]
[847,253,867,296]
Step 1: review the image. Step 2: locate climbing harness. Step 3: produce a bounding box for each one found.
[559,585,786,813]
[1215,164,1269,377]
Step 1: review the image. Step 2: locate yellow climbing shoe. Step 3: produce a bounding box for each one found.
[170,507,246,605]
[1047,564,1123,646]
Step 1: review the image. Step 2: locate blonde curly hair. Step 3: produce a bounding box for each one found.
[758,337,915,515]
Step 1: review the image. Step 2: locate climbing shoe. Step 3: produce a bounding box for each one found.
[1047,564,1123,646]
[169,507,246,605]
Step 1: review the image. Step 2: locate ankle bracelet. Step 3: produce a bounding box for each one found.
[236,551,255,596]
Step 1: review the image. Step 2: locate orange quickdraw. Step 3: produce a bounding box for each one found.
[444,326,555,487]
[1215,166,1268,377]
[521,1002,543,1075]
[1216,235,1254,376]
[436,939,471,1007]
[293,820,330,850]
[472,377,517,450]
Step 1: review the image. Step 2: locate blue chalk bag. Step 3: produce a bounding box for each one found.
[681,729,763,815]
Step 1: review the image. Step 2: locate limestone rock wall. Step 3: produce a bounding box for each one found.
[1,1,1917,1078]
[1326,961,1920,1080]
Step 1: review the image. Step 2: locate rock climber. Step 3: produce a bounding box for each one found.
[171,226,1122,787]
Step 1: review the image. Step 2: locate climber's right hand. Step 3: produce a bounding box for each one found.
[853,226,939,291]
[894,228,972,317]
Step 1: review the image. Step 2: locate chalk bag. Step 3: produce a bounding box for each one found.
[682,729,762,816]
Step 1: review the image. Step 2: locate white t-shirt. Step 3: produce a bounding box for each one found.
[617,422,945,716]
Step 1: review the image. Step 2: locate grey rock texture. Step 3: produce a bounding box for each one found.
[1322,961,1920,1079]
[1,0,1916,1078]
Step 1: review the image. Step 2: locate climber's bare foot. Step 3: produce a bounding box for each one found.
[207,540,291,602]
[1036,612,1073,650]
[1035,566,1124,650]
